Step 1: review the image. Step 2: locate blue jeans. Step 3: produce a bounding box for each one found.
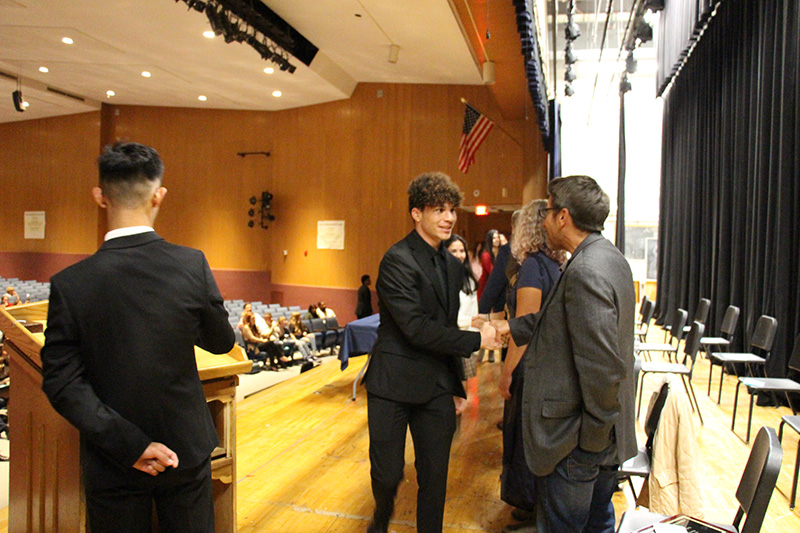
[537,443,618,533]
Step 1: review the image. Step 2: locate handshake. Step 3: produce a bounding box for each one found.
[473,314,509,350]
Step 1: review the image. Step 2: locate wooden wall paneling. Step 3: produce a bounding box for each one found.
[0,113,100,256]
[2,83,548,300]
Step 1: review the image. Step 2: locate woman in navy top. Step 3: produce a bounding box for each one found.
[499,199,566,523]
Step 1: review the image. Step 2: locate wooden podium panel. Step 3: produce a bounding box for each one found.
[0,303,249,532]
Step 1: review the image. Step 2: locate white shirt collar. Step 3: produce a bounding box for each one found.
[104,226,155,241]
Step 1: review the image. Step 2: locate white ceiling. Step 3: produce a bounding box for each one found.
[0,0,484,124]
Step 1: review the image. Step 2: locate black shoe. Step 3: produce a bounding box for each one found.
[366,522,387,533]
[502,519,537,532]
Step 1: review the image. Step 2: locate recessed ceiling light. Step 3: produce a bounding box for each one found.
[106,90,115,97]
[38,66,49,73]
[61,37,73,45]
[264,67,274,74]
[141,71,151,78]
[22,101,30,108]
[203,31,215,39]
[272,90,282,97]
[198,95,207,101]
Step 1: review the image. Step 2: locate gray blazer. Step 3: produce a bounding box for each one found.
[509,233,636,476]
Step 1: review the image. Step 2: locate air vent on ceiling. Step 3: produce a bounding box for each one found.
[46,87,85,102]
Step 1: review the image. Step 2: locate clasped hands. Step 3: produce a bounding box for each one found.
[133,442,179,476]
[473,314,510,350]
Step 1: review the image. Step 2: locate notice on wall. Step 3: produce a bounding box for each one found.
[317,220,344,250]
[24,211,45,239]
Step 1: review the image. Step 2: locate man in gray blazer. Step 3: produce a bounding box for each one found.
[491,175,636,532]
[365,172,496,533]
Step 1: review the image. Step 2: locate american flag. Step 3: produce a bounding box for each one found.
[458,104,494,173]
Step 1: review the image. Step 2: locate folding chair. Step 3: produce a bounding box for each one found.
[617,426,782,533]
[661,298,709,340]
[733,333,800,443]
[778,415,800,509]
[634,299,655,343]
[618,370,669,502]
[636,308,687,363]
[637,321,705,425]
[702,304,740,400]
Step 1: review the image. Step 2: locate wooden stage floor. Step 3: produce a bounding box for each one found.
[232,347,800,532]
[1,335,799,531]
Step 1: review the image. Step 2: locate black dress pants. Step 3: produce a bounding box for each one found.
[367,391,457,533]
[85,456,214,533]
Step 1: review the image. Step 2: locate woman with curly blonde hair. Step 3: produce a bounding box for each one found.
[499,198,566,524]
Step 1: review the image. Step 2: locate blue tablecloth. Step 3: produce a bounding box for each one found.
[339,313,380,370]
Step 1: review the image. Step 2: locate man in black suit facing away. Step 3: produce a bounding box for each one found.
[364,172,496,533]
[41,142,235,532]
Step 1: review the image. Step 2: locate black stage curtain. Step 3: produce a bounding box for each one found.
[657,0,800,382]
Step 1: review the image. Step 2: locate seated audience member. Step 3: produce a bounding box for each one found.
[237,303,268,332]
[316,301,336,319]
[289,312,318,356]
[4,287,21,306]
[266,314,295,362]
[240,311,288,370]
[304,304,318,321]
[275,316,306,361]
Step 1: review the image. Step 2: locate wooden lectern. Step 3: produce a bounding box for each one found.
[0,302,251,532]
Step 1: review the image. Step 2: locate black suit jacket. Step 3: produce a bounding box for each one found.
[364,230,481,403]
[41,232,235,488]
[355,284,372,318]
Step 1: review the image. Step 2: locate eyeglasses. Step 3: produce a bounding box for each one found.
[538,206,559,218]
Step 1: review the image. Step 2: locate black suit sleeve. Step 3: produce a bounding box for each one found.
[41,281,152,468]
[378,247,480,357]
[195,254,236,354]
[509,311,540,347]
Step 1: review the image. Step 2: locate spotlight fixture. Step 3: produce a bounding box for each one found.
[192,0,299,74]
[626,52,637,74]
[633,19,653,44]
[186,0,206,12]
[565,83,575,97]
[249,190,274,229]
[12,90,25,113]
[643,0,665,12]
[565,19,581,41]
[565,45,577,65]
[619,75,632,94]
[564,66,576,82]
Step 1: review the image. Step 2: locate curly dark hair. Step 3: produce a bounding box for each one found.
[407,172,464,212]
